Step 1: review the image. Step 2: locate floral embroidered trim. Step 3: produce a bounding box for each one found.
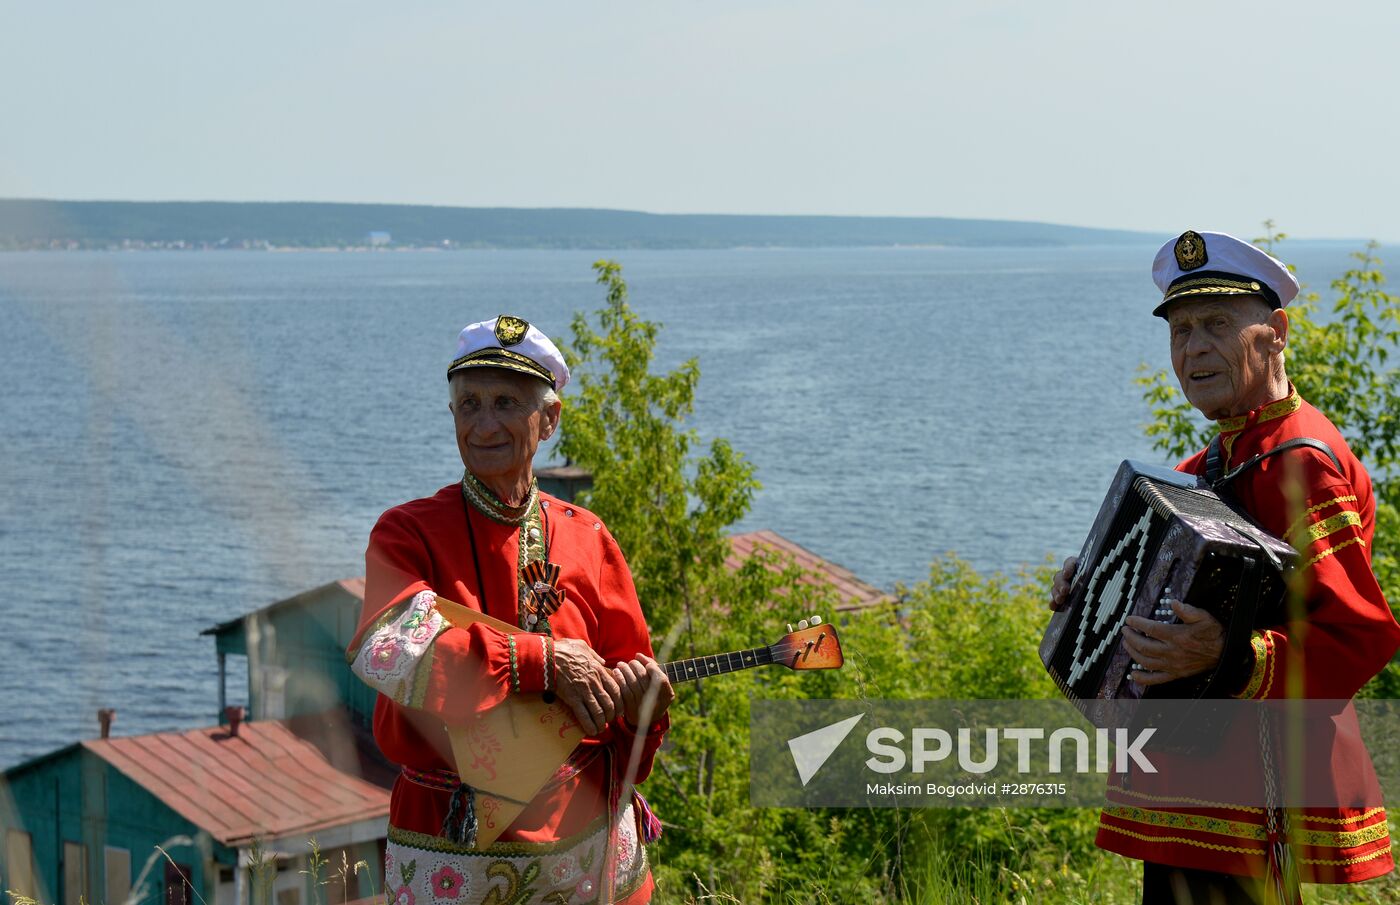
[1103,806,1266,841]
[1294,821,1391,849]
[351,591,447,707]
[1302,536,1366,570]
[1103,807,1391,849]
[409,651,437,710]
[385,815,650,905]
[1284,495,1358,539]
[461,472,537,527]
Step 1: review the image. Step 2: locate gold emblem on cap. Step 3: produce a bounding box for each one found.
[1174,230,1208,271]
[494,314,529,347]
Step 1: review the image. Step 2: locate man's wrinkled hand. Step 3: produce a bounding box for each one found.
[1122,600,1224,686]
[613,654,675,730]
[1049,555,1078,611]
[551,637,620,736]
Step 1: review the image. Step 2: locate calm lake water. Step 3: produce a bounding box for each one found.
[0,243,1387,767]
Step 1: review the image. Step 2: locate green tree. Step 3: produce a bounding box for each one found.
[1137,224,1400,695]
[554,261,1143,903]
[556,261,904,901]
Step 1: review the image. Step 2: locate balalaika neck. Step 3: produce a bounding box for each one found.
[664,646,773,684]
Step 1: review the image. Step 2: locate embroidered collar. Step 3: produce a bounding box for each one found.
[1216,385,1301,435]
[461,471,538,526]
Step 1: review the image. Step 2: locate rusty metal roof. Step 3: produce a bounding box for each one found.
[83,721,389,846]
[727,529,893,612]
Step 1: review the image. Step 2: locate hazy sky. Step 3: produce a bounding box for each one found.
[4,1,1398,240]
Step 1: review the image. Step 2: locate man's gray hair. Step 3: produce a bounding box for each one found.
[449,370,560,410]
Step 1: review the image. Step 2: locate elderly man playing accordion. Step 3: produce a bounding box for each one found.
[347,315,673,905]
[1049,232,1400,905]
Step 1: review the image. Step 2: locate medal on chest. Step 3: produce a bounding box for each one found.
[516,500,563,635]
[461,474,565,635]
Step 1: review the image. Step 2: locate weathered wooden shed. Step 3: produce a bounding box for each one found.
[0,719,388,905]
[202,579,376,728]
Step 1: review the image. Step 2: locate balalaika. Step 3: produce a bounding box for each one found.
[1040,460,1298,711]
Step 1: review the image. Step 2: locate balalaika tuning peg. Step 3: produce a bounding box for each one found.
[787,623,794,633]
[798,619,810,630]
[810,615,822,625]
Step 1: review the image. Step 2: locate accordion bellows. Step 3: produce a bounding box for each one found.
[1041,461,1297,707]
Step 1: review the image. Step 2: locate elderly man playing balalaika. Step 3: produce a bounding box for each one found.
[348,315,673,905]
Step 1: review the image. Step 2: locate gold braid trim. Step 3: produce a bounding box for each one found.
[1292,511,1363,548]
[1259,630,1279,699]
[1105,784,1264,813]
[1101,819,1393,858]
[1217,417,1247,434]
[1098,823,1263,855]
[406,622,449,709]
[515,497,545,630]
[1295,807,1387,826]
[1233,632,1270,700]
[1260,392,1303,422]
[1104,791,1386,828]
[1298,846,1395,867]
[1285,495,1358,539]
[1302,536,1367,570]
[1216,390,1301,434]
[1104,808,1390,848]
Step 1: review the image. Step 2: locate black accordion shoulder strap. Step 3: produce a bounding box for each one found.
[1210,437,1343,493]
[1204,434,1226,485]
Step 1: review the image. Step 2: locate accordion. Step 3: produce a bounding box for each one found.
[1041,460,1297,708]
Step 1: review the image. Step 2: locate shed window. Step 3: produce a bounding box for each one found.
[106,846,132,905]
[63,841,88,905]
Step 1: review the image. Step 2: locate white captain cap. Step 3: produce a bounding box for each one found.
[447,314,570,390]
[1151,230,1300,318]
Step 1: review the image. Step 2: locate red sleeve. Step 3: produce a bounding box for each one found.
[347,508,548,725]
[1230,450,1400,700]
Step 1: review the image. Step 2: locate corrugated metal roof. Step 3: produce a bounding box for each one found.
[727,530,893,612]
[83,721,389,846]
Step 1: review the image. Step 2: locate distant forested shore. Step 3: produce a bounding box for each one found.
[0,198,1164,250]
